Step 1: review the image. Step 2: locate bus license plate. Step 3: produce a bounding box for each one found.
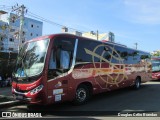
[16,95,23,100]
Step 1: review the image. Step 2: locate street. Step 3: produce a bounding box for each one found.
[0,81,160,118]
[0,86,12,97]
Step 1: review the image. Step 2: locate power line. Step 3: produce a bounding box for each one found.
[27,11,86,33]
[1,5,108,42]
[0,5,99,34]
[0,5,12,8]
[0,5,12,10]
[27,12,63,27]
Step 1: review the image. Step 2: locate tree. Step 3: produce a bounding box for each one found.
[151,51,160,57]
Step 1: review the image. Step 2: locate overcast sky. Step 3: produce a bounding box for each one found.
[1,0,160,52]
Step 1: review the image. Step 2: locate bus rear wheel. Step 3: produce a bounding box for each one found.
[73,85,90,105]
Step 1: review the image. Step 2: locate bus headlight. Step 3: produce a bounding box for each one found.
[30,85,43,95]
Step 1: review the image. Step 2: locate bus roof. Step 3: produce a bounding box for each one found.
[27,33,150,54]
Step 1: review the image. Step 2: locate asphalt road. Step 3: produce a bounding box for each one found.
[0,86,12,97]
[0,81,160,119]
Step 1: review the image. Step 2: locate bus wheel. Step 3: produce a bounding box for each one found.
[73,85,90,105]
[134,77,141,90]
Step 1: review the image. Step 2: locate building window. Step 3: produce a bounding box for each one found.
[30,33,33,36]
[9,38,14,42]
[37,25,39,28]
[10,29,15,32]
[0,47,4,50]
[0,37,3,41]
[36,34,38,36]
[22,38,25,43]
[31,24,34,28]
[9,48,13,51]
[23,31,25,36]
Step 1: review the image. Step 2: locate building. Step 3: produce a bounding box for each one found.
[0,11,43,53]
[0,10,8,51]
[82,31,115,42]
[61,27,115,42]
[0,20,8,51]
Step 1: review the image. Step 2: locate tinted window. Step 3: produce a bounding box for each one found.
[48,37,75,80]
[60,50,70,69]
[113,46,150,64]
[76,39,150,65]
[76,39,114,64]
[76,39,97,63]
[127,50,138,64]
[113,46,127,64]
[51,37,75,69]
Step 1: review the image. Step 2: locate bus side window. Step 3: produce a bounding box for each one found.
[60,50,70,69]
[49,50,56,69]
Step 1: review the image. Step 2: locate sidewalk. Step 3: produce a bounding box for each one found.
[0,87,24,108]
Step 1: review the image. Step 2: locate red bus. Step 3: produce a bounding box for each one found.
[12,33,152,105]
[151,57,160,80]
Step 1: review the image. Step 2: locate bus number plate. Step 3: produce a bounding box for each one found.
[16,95,23,100]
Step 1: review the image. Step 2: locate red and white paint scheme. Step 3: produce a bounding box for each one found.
[152,57,160,80]
[12,33,152,105]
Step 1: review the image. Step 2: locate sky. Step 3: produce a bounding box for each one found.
[0,0,160,52]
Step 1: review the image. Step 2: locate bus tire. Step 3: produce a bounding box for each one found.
[133,77,141,90]
[73,84,90,105]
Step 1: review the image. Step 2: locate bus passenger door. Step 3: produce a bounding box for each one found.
[47,38,76,104]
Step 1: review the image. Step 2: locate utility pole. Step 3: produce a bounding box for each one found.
[96,30,99,40]
[135,43,138,49]
[11,4,26,53]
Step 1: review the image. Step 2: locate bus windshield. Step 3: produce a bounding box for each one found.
[152,60,160,72]
[13,38,50,78]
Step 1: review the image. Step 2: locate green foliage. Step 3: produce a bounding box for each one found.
[151,51,160,57]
